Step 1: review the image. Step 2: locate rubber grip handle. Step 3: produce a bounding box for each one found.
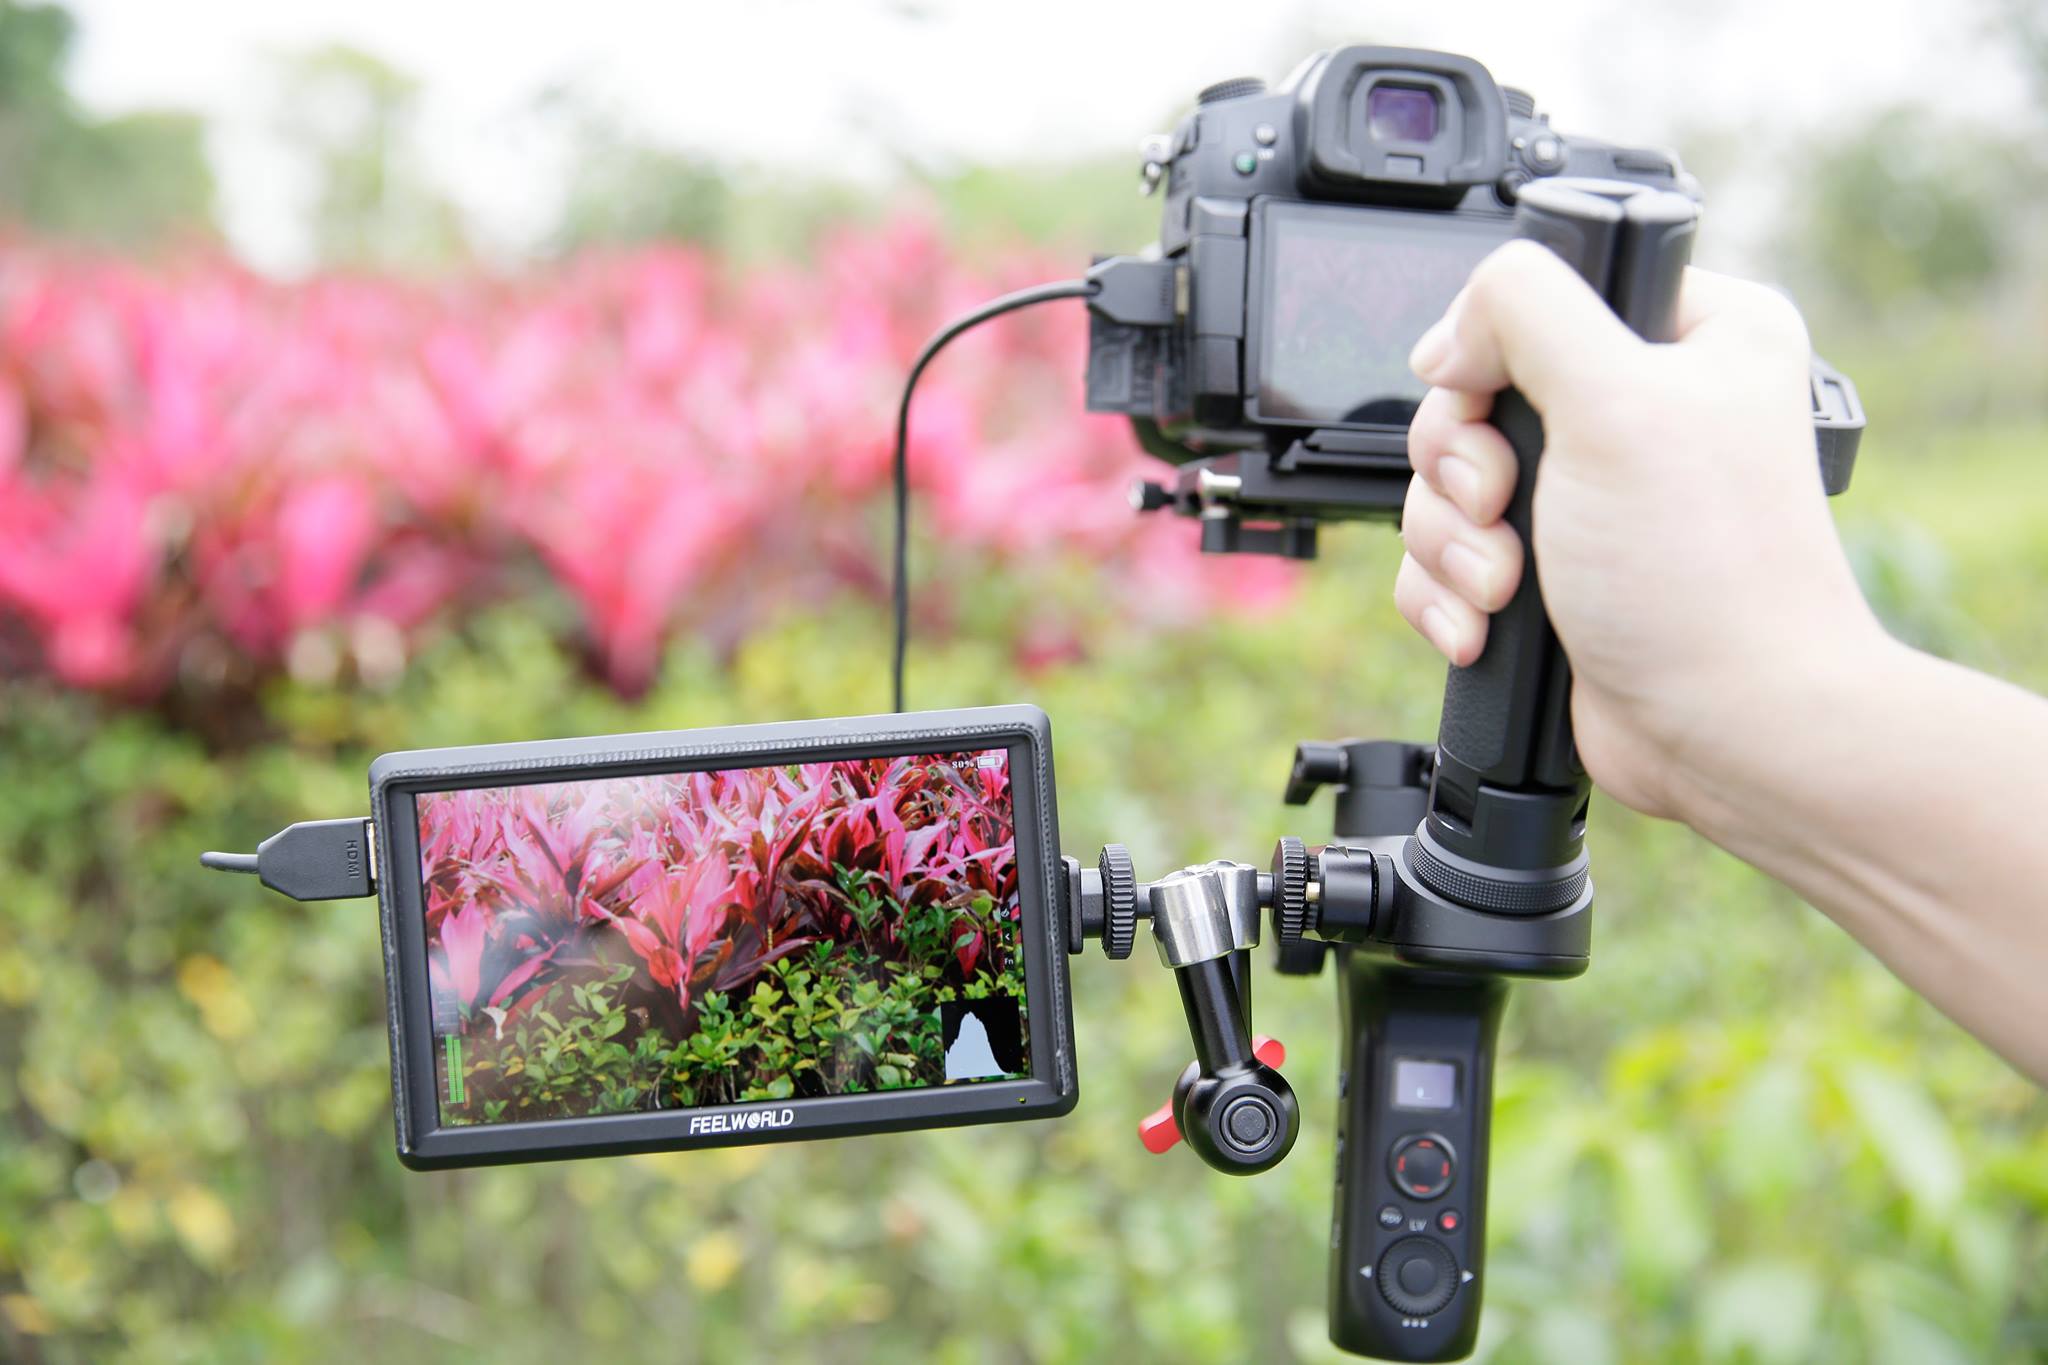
[1427,181,1696,870]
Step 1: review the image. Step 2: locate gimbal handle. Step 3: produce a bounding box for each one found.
[1421,179,1699,884]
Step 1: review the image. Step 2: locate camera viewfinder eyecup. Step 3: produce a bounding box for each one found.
[1293,47,1508,202]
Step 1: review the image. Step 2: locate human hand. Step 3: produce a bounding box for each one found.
[1394,242,1883,819]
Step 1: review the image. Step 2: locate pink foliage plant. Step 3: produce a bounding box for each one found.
[418,750,1020,1041]
[0,222,1296,699]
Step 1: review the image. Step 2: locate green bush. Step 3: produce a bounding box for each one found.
[0,429,2044,1364]
[451,915,1018,1127]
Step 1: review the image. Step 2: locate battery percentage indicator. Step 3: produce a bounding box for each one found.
[445,1035,465,1106]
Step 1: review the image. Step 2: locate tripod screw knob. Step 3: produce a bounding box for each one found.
[1099,843,1138,959]
[1270,837,1313,945]
[1129,479,1173,513]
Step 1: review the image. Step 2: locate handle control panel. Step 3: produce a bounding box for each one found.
[1330,959,1505,1362]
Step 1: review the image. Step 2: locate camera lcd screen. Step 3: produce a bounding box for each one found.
[1253,203,1504,427]
[415,749,1030,1129]
[1390,1057,1458,1112]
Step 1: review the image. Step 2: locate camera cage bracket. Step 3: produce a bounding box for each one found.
[1122,352,1867,561]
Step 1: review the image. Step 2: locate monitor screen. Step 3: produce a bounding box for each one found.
[415,750,1027,1128]
[1254,203,1504,427]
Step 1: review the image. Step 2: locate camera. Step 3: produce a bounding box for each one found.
[1083,46,1856,557]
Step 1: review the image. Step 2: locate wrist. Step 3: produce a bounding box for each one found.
[1667,616,1903,854]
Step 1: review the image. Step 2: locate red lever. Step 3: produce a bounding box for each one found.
[1138,1035,1287,1154]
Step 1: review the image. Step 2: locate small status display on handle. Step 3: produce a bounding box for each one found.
[1390,1057,1457,1112]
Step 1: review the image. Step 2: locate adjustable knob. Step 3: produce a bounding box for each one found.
[1129,479,1174,513]
[1197,76,1267,105]
[1098,843,1138,960]
[1270,837,1312,946]
[1168,988,1299,1175]
[1139,1035,1286,1154]
[1377,1237,1459,1318]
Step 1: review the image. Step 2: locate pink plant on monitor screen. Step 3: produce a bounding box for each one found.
[416,751,1019,1033]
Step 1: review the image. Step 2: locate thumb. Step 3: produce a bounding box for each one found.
[1409,238,1641,409]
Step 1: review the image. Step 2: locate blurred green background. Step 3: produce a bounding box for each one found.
[3,1,2047,1362]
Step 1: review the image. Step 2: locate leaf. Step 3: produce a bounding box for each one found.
[1946,1205,2017,1311]
[167,1184,237,1269]
[684,1230,744,1293]
[1839,1062,1962,1220]
[1860,1301,1979,1365]
[1611,1129,1709,1292]
[1697,1258,1822,1363]
[1530,1306,1616,1365]
[1715,1060,1816,1203]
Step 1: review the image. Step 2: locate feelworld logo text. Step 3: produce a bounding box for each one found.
[689,1107,798,1136]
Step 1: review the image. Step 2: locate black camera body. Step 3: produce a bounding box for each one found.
[1085,46,1690,547]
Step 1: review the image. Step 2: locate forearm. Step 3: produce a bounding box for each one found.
[1672,630,2048,1082]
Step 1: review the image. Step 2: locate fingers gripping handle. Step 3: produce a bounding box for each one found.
[1423,179,1698,877]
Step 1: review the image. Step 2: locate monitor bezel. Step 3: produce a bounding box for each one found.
[367,705,1075,1170]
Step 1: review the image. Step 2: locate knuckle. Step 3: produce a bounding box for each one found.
[1406,398,1451,475]
[1400,483,1454,557]
[1481,532,1524,608]
[1728,280,1811,356]
[1452,423,1516,487]
[1399,475,1432,528]
[1465,242,1530,305]
[1484,237,1551,280]
[1753,292,1810,356]
[1392,556,1430,616]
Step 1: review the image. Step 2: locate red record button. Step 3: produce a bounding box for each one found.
[1437,1208,1461,1233]
[1390,1134,1455,1200]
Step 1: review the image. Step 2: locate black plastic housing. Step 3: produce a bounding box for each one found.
[1085,45,1687,472]
[366,705,1076,1170]
[1329,961,1505,1360]
[1170,958,1299,1174]
[1285,741,1515,1361]
[1084,45,1861,549]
